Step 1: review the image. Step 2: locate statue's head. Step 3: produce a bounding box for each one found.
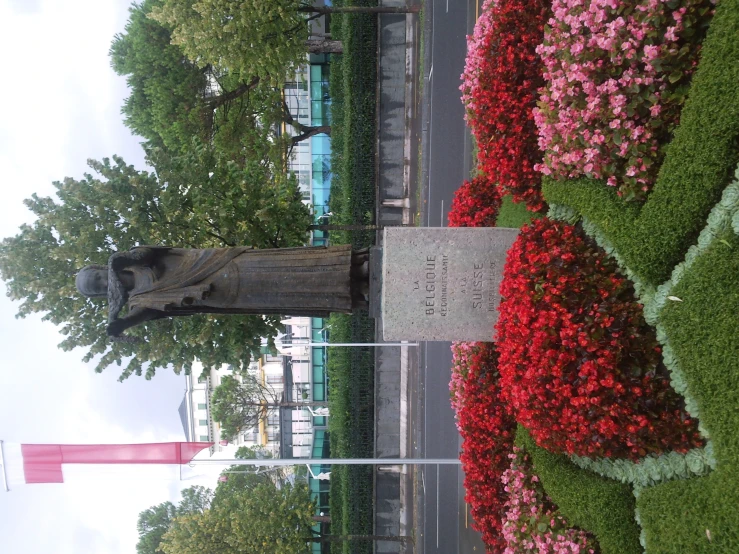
[75,265,108,298]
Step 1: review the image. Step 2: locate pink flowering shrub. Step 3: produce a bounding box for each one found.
[502,447,598,553]
[535,0,714,200]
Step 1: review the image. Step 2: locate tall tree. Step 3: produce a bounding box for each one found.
[110,0,263,153]
[136,501,177,554]
[0,141,311,380]
[211,375,328,441]
[212,446,281,506]
[160,482,410,554]
[177,485,213,515]
[112,0,331,157]
[149,1,418,85]
[136,486,213,554]
[162,482,314,554]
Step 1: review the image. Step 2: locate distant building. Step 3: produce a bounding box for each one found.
[178,318,330,459]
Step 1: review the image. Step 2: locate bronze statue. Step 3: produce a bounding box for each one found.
[75,245,369,339]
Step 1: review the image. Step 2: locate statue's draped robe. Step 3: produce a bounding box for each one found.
[125,245,353,318]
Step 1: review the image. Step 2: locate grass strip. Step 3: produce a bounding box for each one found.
[637,470,739,553]
[516,426,642,554]
[496,194,542,228]
[542,0,739,286]
[657,231,739,467]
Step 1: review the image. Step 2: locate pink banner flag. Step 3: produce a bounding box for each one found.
[5,442,212,484]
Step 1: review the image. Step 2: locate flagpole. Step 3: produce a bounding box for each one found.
[191,458,460,467]
[0,440,9,492]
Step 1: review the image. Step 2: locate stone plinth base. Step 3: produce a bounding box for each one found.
[381,227,519,341]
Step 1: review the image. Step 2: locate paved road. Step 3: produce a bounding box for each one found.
[412,0,488,553]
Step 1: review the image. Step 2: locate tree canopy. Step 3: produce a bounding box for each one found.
[160,481,316,554]
[148,0,420,83]
[212,445,283,506]
[136,486,213,554]
[211,374,329,441]
[0,141,311,380]
[110,0,268,153]
[149,0,316,86]
[112,0,331,159]
[211,374,278,441]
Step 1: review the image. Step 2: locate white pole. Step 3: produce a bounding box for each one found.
[192,458,460,466]
[0,441,9,492]
[264,341,419,347]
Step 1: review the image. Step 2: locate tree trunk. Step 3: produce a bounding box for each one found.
[281,98,332,145]
[242,400,329,408]
[299,6,421,14]
[206,76,260,110]
[278,401,329,408]
[308,224,381,231]
[311,535,413,543]
[291,125,332,145]
[305,39,343,54]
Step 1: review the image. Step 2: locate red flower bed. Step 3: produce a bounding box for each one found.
[460,0,550,213]
[447,174,502,228]
[495,218,703,460]
[450,342,516,552]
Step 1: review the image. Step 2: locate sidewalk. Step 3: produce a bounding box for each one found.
[373,1,421,553]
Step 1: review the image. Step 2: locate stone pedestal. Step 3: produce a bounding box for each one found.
[381,227,519,341]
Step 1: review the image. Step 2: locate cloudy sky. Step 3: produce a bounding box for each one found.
[0,1,215,551]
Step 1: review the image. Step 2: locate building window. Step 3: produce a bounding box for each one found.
[199,419,208,426]
[199,435,209,441]
[198,403,207,410]
[268,414,280,426]
[266,374,283,385]
[264,354,282,363]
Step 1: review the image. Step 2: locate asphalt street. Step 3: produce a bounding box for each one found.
[412,0,487,552]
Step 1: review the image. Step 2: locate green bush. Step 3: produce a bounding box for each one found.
[324,3,378,552]
[657,231,739,466]
[328,2,377,250]
[637,470,739,553]
[516,426,642,554]
[542,0,739,286]
[327,312,375,554]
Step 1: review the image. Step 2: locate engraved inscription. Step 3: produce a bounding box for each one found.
[440,254,449,316]
[472,262,484,309]
[425,255,436,315]
[488,259,497,312]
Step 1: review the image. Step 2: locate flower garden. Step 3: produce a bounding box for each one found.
[450,0,739,551]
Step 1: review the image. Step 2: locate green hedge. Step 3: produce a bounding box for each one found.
[656,231,739,466]
[325,3,378,553]
[542,0,739,286]
[328,1,378,249]
[327,311,375,554]
[637,470,739,553]
[516,426,642,554]
[636,213,739,554]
